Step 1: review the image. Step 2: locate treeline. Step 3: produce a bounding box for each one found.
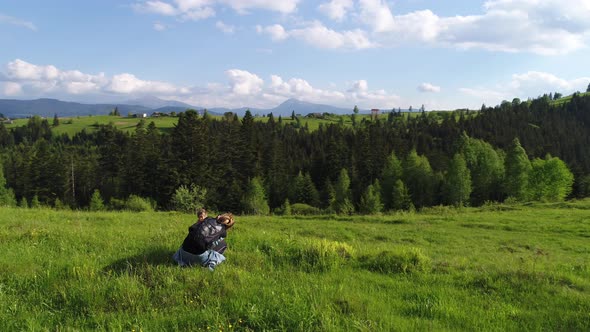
[0,93,589,214]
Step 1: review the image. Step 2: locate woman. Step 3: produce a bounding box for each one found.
[172,213,235,271]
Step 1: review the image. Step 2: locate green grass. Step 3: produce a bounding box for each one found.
[1,201,589,331]
[551,91,590,107]
[5,115,181,136]
[5,112,433,136]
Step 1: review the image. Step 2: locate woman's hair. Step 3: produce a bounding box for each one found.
[196,207,207,218]
[217,213,235,229]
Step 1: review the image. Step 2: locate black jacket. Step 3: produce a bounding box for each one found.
[181,217,228,255]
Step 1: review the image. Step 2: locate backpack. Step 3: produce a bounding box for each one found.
[191,217,227,253]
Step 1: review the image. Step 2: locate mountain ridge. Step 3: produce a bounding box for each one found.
[0,97,375,119]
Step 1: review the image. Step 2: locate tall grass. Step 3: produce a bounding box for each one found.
[1,201,589,330]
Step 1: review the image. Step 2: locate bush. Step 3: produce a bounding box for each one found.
[361,247,430,274]
[290,203,321,215]
[171,184,207,214]
[124,195,154,212]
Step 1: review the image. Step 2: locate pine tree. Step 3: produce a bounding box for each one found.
[31,195,41,209]
[504,138,531,201]
[0,158,16,207]
[381,151,403,211]
[52,113,59,127]
[359,180,383,214]
[89,189,105,211]
[444,153,472,206]
[242,176,270,215]
[391,179,412,211]
[332,168,354,214]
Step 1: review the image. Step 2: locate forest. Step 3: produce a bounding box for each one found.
[0,92,589,214]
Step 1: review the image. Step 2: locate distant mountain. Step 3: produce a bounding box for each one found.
[0,98,150,118]
[0,97,378,119]
[268,98,351,117]
[122,96,195,109]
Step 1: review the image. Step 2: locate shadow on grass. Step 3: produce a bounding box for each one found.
[103,246,176,275]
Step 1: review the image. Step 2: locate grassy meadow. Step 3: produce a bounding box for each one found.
[4,111,438,135]
[1,201,589,331]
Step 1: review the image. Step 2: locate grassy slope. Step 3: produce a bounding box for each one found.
[4,112,431,135]
[1,201,589,331]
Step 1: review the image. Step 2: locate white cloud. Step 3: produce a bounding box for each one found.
[252,0,590,54]
[418,83,441,93]
[358,0,395,33]
[220,0,300,14]
[215,21,235,34]
[460,71,590,107]
[133,0,299,21]
[318,0,354,21]
[133,1,178,16]
[258,21,376,49]
[256,24,288,41]
[2,82,22,96]
[2,59,185,98]
[225,69,264,95]
[1,59,403,110]
[0,13,37,31]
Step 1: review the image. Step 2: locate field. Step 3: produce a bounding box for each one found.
[1,201,589,331]
[4,111,448,135]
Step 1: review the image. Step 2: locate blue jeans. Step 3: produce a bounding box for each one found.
[172,247,226,271]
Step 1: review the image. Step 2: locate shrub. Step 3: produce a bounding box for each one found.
[362,247,430,274]
[290,203,321,215]
[124,195,154,212]
[171,184,207,214]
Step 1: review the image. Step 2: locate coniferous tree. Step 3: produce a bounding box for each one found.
[0,158,16,207]
[381,151,403,211]
[89,189,105,211]
[444,153,471,206]
[359,180,383,214]
[30,195,41,209]
[19,196,28,208]
[504,138,531,201]
[52,113,59,127]
[391,179,412,211]
[242,176,270,215]
[332,168,354,214]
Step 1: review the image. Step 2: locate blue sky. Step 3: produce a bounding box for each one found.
[1,0,589,110]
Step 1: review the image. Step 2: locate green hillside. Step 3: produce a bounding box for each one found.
[1,202,589,330]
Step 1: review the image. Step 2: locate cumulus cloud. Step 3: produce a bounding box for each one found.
[254,0,590,55]
[2,59,184,98]
[0,59,404,110]
[318,0,354,21]
[225,69,264,95]
[2,82,23,96]
[418,83,441,93]
[256,24,288,41]
[257,21,376,49]
[0,13,37,31]
[460,71,590,107]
